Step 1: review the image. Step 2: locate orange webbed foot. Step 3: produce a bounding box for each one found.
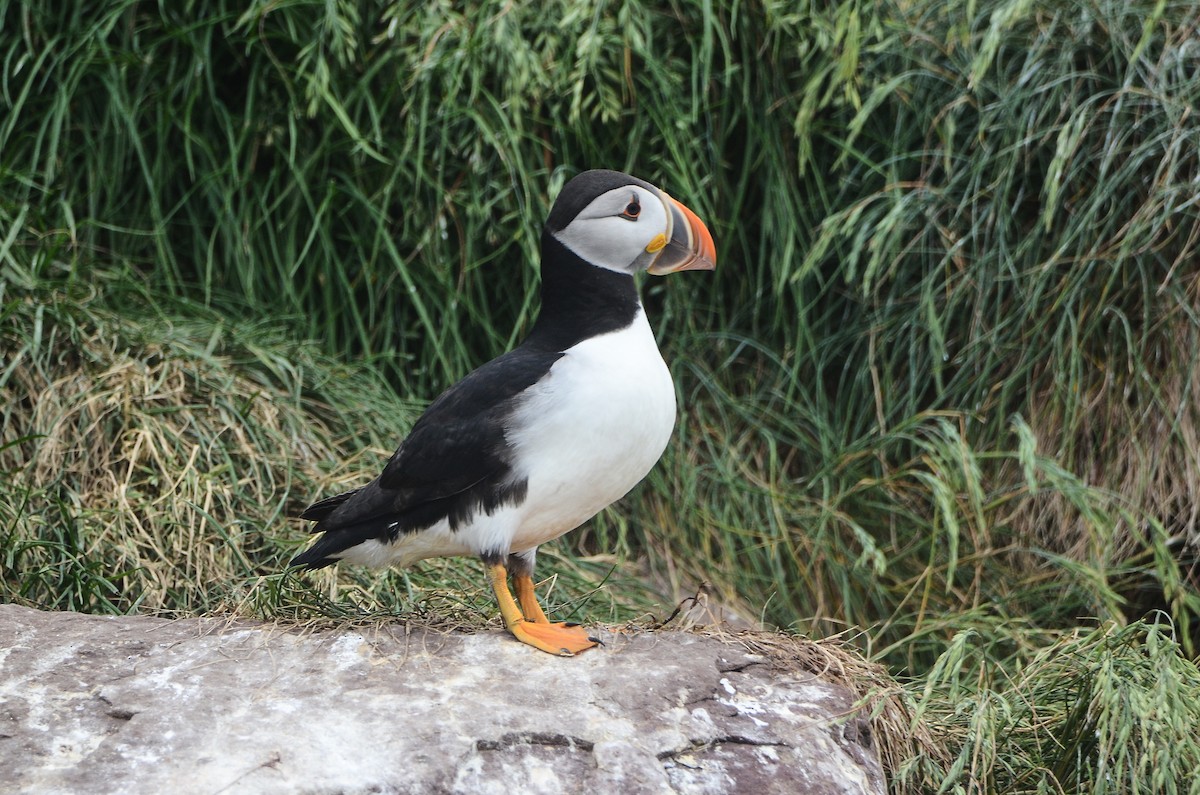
[489,564,600,656]
[509,620,600,656]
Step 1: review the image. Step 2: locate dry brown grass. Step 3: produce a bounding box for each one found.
[1,288,388,612]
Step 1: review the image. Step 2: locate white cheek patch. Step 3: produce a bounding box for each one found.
[552,188,670,274]
[554,216,653,273]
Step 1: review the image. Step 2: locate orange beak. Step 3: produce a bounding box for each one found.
[646,194,717,275]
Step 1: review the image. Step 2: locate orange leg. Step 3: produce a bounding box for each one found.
[513,573,551,624]
[487,563,598,656]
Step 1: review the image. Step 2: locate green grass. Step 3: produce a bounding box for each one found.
[4,0,1200,792]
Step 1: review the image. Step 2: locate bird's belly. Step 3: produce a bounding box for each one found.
[505,316,677,550]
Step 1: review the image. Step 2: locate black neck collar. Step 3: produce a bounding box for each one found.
[523,230,641,352]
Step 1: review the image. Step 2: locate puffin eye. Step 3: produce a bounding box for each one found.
[621,197,641,220]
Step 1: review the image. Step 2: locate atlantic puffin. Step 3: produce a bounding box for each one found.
[290,169,716,655]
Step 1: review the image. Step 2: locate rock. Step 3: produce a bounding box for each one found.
[0,604,885,794]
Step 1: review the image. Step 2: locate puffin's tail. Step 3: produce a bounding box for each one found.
[288,534,353,569]
[298,487,362,523]
[290,487,364,570]
[289,517,395,570]
[288,545,336,570]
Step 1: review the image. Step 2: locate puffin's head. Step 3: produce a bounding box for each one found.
[545,169,717,276]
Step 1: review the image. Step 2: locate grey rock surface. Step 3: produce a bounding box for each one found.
[0,604,884,794]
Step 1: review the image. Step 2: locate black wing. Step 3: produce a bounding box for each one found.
[290,346,563,569]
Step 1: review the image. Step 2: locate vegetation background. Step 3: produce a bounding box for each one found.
[3,0,1200,791]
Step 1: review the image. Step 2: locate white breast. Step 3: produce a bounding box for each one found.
[504,307,677,551]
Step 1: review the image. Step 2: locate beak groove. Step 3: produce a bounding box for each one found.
[646,194,717,275]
